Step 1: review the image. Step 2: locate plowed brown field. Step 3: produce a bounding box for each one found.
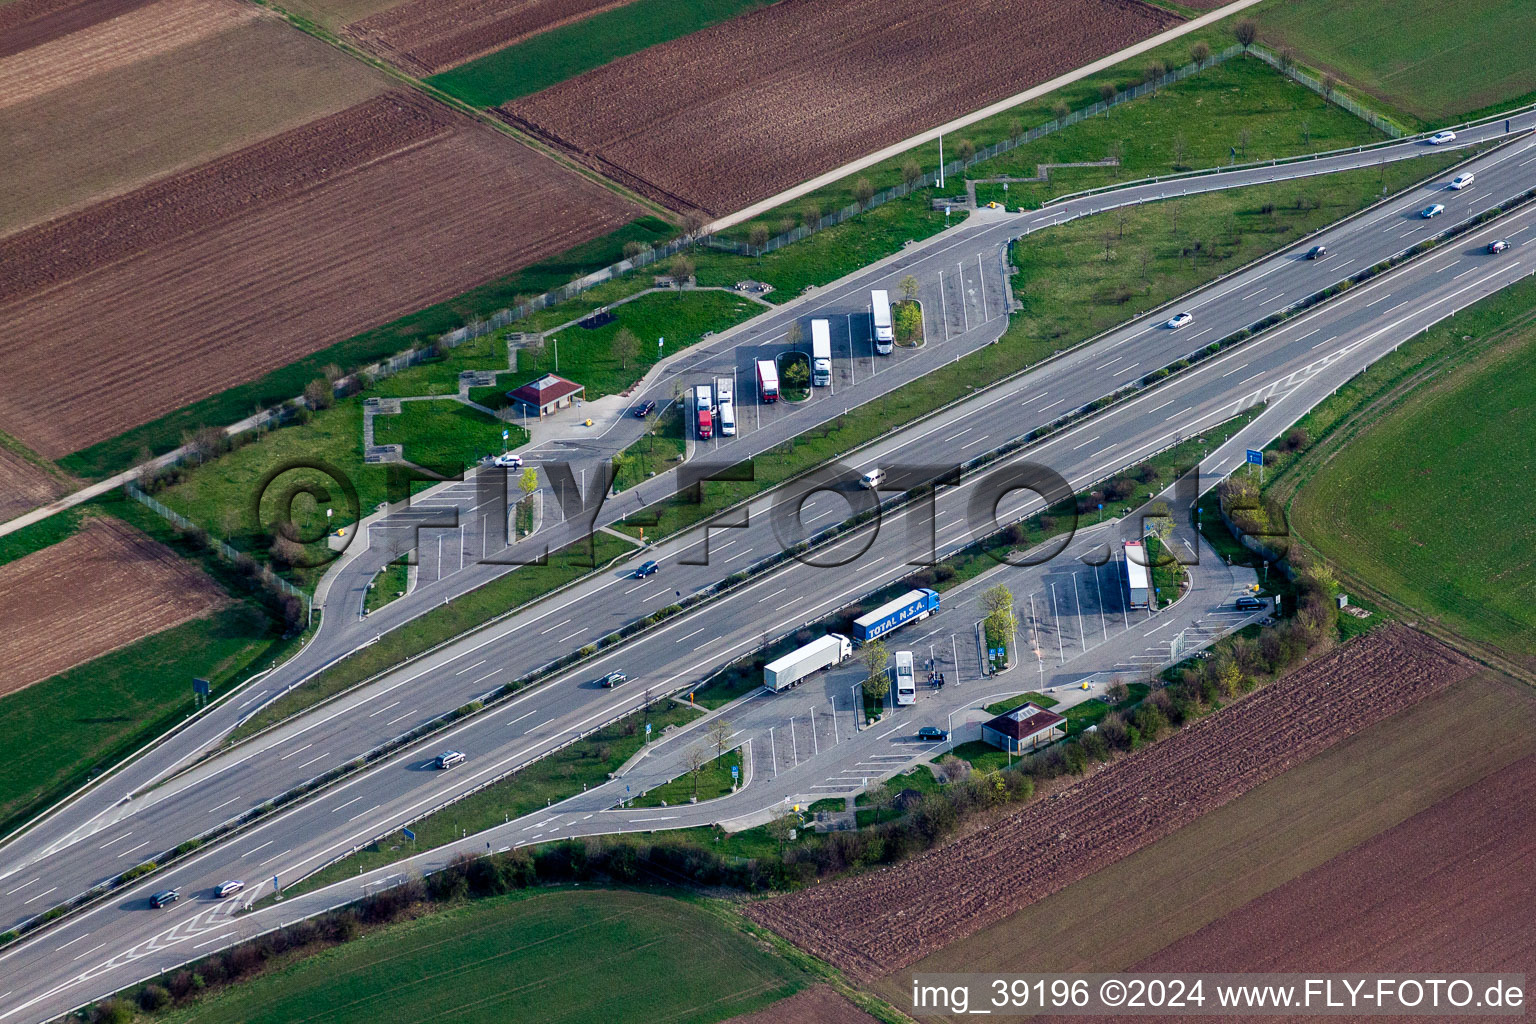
[0,0,155,58]
[721,985,880,1024]
[746,626,1475,979]
[0,0,256,109]
[502,0,1181,215]
[0,92,641,458]
[0,446,67,524]
[347,0,633,76]
[0,517,227,696]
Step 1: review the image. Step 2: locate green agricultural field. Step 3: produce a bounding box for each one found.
[59,217,674,480]
[514,289,760,398]
[0,603,288,837]
[429,0,777,107]
[162,889,808,1024]
[973,56,1382,210]
[1253,0,1536,124]
[1291,316,1536,669]
[371,401,528,470]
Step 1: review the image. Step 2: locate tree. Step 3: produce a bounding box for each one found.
[765,813,798,855]
[611,327,640,371]
[1217,658,1243,699]
[854,177,874,207]
[861,639,890,700]
[956,138,976,161]
[1008,117,1025,139]
[1107,679,1130,704]
[980,583,1014,620]
[519,466,539,497]
[894,302,922,341]
[1322,72,1338,99]
[936,755,970,784]
[1190,40,1210,64]
[1099,83,1117,105]
[864,780,894,824]
[668,254,694,286]
[748,223,769,250]
[801,200,821,226]
[1106,138,1124,164]
[1238,127,1252,158]
[1144,60,1167,89]
[707,716,732,758]
[1233,17,1257,47]
[1278,46,1297,73]
[683,745,709,800]
[1051,99,1070,122]
[785,320,804,349]
[269,532,305,567]
[901,158,922,185]
[899,274,920,301]
[1172,133,1189,168]
[1301,118,1312,145]
[622,239,648,259]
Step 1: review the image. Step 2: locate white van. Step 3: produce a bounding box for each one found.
[718,399,736,436]
[860,467,884,489]
[894,651,916,706]
[1448,172,1474,190]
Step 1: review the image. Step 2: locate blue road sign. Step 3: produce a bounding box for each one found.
[645,722,651,734]
[731,765,739,780]
[192,677,210,696]
[1246,448,1264,466]
[501,429,509,440]
[402,827,416,841]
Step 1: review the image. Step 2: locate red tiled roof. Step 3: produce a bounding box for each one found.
[983,702,1066,740]
[509,373,583,405]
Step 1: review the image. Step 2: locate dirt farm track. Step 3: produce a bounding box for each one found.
[746,626,1476,978]
[503,0,1181,215]
[0,90,640,458]
[0,517,227,696]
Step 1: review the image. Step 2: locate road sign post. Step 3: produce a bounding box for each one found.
[1246,448,1264,484]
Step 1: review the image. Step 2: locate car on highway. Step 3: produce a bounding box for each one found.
[1488,238,1511,254]
[1164,312,1193,330]
[150,889,181,909]
[599,670,629,688]
[1427,130,1456,145]
[1421,203,1445,219]
[491,452,522,469]
[1448,172,1475,190]
[632,400,656,418]
[917,726,949,742]
[634,560,659,578]
[432,750,466,770]
[1305,245,1328,260]
[215,880,245,898]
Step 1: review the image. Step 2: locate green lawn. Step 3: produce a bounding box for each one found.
[58,217,675,479]
[363,557,410,615]
[984,691,1059,716]
[0,505,85,568]
[614,401,685,492]
[1291,311,1536,667]
[372,400,527,471]
[971,56,1382,210]
[514,289,759,399]
[163,889,807,1024]
[429,0,777,107]
[279,702,702,898]
[0,603,288,837]
[632,747,742,807]
[1253,0,1536,124]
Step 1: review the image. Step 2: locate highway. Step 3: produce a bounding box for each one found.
[0,116,1533,1019]
[4,121,1534,931]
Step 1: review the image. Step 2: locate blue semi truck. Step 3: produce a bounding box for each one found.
[852,588,940,643]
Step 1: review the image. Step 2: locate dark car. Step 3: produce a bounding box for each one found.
[633,400,656,418]
[1488,239,1510,254]
[917,726,949,742]
[634,560,659,578]
[600,671,629,688]
[1235,596,1265,612]
[1305,245,1328,260]
[151,889,181,908]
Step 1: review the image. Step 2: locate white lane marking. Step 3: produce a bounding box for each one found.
[116,839,153,859]
[538,618,572,635]
[3,878,38,896]
[386,709,416,726]
[240,840,273,858]
[23,886,57,905]
[97,832,132,849]
[454,660,487,676]
[367,700,401,718]
[294,752,330,771]
[277,743,312,761]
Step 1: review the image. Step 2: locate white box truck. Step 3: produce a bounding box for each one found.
[764,633,852,691]
[871,289,894,354]
[893,650,916,706]
[811,318,832,387]
[714,376,736,436]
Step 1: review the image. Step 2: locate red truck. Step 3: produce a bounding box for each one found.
[756,358,779,402]
[694,384,714,439]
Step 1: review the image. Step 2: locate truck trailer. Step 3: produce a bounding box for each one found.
[1123,540,1150,610]
[764,633,852,691]
[756,359,779,402]
[852,588,940,643]
[811,318,832,387]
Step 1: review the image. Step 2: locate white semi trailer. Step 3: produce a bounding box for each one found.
[764,633,852,691]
